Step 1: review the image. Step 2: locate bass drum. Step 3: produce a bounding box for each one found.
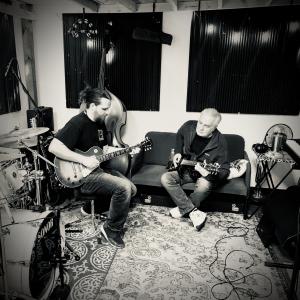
[0,209,63,299]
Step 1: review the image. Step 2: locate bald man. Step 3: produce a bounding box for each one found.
[161,108,230,231]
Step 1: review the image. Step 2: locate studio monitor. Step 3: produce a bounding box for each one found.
[27,106,54,131]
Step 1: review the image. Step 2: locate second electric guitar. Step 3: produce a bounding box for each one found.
[168,158,220,181]
[54,138,152,188]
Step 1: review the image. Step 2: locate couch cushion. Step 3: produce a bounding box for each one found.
[144,132,176,165]
[132,164,248,196]
[182,177,248,196]
[131,164,168,186]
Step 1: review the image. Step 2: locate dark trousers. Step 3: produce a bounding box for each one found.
[81,169,137,231]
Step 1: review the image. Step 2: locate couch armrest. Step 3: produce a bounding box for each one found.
[244,151,251,196]
[128,148,145,178]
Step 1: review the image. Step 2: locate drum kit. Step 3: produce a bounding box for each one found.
[0,127,68,300]
[0,127,58,212]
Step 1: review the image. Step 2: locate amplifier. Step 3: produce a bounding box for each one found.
[27,106,54,131]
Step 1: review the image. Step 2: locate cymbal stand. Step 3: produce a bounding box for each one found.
[18,140,56,209]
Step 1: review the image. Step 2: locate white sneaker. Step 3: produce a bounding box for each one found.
[189,209,207,231]
[169,207,183,219]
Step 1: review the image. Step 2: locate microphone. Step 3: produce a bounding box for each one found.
[4,57,14,77]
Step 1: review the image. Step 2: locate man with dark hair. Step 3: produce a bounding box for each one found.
[161,108,230,231]
[49,87,136,248]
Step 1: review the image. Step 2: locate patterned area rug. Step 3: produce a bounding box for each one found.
[98,204,287,300]
[60,204,287,300]
[60,210,117,300]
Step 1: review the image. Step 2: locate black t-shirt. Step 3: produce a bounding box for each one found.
[55,112,108,152]
[190,135,211,156]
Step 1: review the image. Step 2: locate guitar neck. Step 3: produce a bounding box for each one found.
[97,145,136,162]
[181,159,199,167]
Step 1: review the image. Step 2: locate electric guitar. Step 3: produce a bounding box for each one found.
[54,138,152,188]
[168,158,220,181]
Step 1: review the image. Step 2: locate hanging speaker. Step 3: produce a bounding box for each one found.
[132,27,173,45]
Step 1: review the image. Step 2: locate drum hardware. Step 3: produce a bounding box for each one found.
[23,157,33,171]
[64,223,82,262]
[1,156,33,211]
[38,135,63,204]
[17,140,57,210]
[48,209,71,300]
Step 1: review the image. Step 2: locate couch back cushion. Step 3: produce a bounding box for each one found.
[144,131,176,165]
[225,134,245,162]
[144,131,245,165]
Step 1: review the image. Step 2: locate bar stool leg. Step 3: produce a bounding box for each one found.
[91,199,97,230]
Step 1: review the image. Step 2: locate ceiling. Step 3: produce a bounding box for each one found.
[77,0,300,13]
[1,0,300,18]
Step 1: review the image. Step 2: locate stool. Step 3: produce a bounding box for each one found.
[73,189,98,231]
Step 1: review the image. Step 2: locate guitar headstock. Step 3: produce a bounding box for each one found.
[140,137,152,152]
[129,138,153,157]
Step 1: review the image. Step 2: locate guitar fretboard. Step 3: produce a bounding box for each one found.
[181,160,207,167]
[98,145,136,162]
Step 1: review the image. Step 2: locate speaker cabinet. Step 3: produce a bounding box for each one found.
[257,186,300,258]
[27,106,54,131]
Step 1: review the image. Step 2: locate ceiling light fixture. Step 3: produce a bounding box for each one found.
[68,8,97,39]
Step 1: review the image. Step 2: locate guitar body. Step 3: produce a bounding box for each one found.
[54,147,103,188]
[177,165,201,181]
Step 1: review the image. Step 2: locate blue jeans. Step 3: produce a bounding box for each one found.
[81,169,137,232]
[161,170,215,216]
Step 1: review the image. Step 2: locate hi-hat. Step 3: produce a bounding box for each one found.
[0,153,25,162]
[0,146,21,154]
[0,127,49,145]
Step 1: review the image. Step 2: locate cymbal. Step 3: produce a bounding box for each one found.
[0,146,21,154]
[0,153,25,162]
[0,127,49,145]
[0,137,38,149]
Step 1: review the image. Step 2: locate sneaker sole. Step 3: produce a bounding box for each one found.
[169,212,182,219]
[195,216,207,231]
[100,224,124,249]
[169,208,184,219]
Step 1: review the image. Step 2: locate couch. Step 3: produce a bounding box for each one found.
[130,131,251,219]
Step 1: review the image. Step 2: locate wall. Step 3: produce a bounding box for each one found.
[0,17,28,134]
[1,0,300,188]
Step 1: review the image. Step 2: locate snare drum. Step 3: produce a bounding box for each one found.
[0,209,64,299]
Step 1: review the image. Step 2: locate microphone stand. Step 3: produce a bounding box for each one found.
[8,61,38,109]
[7,60,44,129]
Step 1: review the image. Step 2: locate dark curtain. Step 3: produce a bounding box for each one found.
[63,13,162,111]
[187,6,300,115]
[0,12,20,115]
